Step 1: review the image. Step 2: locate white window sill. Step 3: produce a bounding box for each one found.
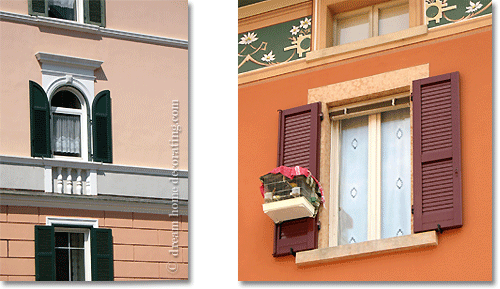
[306,25,428,63]
[295,230,437,266]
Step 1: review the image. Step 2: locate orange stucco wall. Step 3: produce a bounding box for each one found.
[238,30,492,281]
[0,205,188,280]
[0,19,188,170]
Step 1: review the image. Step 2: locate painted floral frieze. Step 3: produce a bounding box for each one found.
[426,0,492,28]
[238,17,312,74]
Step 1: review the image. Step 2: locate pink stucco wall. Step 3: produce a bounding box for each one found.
[0,0,188,41]
[0,205,188,280]
[0,13,188,170]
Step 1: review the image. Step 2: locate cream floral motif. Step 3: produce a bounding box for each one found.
[300,17,311,29]
[466,1,483,13]
[261,51,275,62]
[239,32,258,45]
[290,26,300,36]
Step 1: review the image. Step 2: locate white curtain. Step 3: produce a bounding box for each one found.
[381,108,411,239]
[53,114,81,155]
[49,0,75,8]
[339,115,369,245]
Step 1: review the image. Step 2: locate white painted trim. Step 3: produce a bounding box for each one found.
[0,11,188,49]
[367,113,381,241]
[0,155,188,178]
[329,121,340,247]
[46,216,99,228]
[36,52,103,71]
[44,166,53,193]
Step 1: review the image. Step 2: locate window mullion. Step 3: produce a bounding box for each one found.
[372,5,379,37]
[367,113,381,241]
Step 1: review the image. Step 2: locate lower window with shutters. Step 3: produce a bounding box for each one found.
[35,224,114,281]
[294,68,461,266]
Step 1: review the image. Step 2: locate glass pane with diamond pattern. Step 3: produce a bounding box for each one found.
[339,115,368,245]
[381,108,411,239]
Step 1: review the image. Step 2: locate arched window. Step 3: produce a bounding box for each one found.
[30,80,112,163]
[50,87,84,157]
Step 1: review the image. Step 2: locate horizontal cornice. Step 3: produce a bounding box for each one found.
[0,11,188,49]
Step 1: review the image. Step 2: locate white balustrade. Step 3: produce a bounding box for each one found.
[45,166,96,195]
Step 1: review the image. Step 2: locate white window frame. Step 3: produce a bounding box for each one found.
[329,93,411,247]
[50,86,88,161]
[46,217,98,281]
[332,0,409,46]
[45,0,85,23]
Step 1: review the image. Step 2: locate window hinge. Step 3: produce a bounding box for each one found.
[317,221,321,231]
[411,205,414,214]
[410,93,413,101]
[319,112,324,121]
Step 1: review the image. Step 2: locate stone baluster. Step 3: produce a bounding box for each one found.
[56,167,63,194]
[75,169,82,195]
[65,168,73,194]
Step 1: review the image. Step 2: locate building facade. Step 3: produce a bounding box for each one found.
[239,0,491,281]
[0,0,188,281]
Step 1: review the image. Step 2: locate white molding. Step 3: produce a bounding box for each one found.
[36,52,103,71]
[0,155,188,178]
[46,216,99,228]
[0,11,188,49]
[1,190,188,215]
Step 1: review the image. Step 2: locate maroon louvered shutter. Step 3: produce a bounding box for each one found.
[277,102,321,177]
[274,102,321,257]
[413,72,462,233]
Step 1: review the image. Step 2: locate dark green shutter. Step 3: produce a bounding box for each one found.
[28,0,48,16]
[92,90,112,163]
[35,225,56,281]
[91,228,114,281]
[30,81,52,158]
[84,0,106,27]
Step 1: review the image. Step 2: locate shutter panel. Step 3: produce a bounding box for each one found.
[91,228,114,281]
[35,225,56,281]
[92,90,112,163]
[413,72,462,233]
[28,0,48,16]
[30,81,52,158]
[84,0,106,27]
[278,102,321,177]
[274,102,321,257]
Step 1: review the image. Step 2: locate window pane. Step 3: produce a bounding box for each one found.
[70,233,84,248]
[55,249,69,281]
[378,4,409,36]
[381,108,411,239]
[337,13,370,45]
[70,249,85,281]
[339,116,369,245]
[53,114,81,156]
[51,90,81,109]
[48,0,76,20]
[55,232,68,248]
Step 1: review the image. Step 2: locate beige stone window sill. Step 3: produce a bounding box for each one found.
[295,231,437,266]
[306,25,428,63]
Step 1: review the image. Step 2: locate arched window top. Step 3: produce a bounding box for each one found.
[50,89,82,109]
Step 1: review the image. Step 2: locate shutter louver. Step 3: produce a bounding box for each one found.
[91,228,114,281]
[35,225,56,281]
[29,0,48,16]
[84,0,106,27]
[413,72,462,233]
[30,81,52,158]
[92,90,112,163]
[274,102,321,257]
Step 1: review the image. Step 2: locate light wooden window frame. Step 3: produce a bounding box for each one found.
[329,93,411,247]
[332,0,409,46]
[315,0,424,51]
